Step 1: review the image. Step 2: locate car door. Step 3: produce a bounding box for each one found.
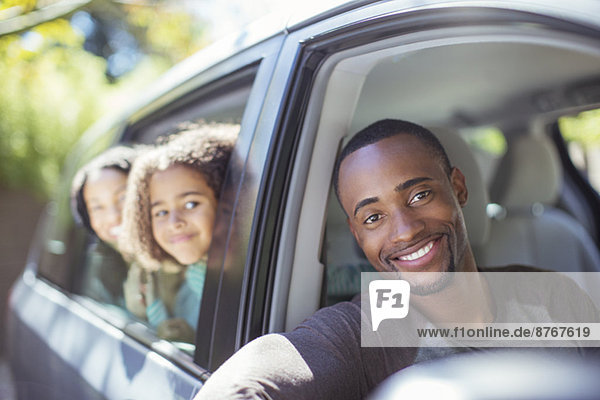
[6,23,285,399]
[203,0,600,374]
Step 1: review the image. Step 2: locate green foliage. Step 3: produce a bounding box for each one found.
[0,19,104,197]
[559,108,600,148]
[124,4,207,63]
[462,126,507,156]
[0,0,207,199]
[0,0,36,14]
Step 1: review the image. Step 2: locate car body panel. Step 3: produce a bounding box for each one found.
[8,273,202,399]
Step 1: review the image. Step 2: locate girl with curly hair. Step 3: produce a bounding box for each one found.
[120,122,238,343]
[71,145,146,312]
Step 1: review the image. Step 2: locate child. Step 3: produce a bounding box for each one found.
[120,122,238,343]
[71,145,144,312]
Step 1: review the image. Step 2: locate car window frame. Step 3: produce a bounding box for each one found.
[29,32,288,378]
[121,34,289,370]
[251,1,600,343]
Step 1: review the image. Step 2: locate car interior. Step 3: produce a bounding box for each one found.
[275,24,600,332]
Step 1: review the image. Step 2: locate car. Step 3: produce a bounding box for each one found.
[6,0,600,398]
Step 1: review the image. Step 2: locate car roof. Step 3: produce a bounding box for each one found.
[130,0,600,116]
[74,0,600,151]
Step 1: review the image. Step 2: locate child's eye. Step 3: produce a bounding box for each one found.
[90,205,104,213]
[154,210,168,218]
[184,201,199,210]
[364,213,382,225]
[409,190,431,205]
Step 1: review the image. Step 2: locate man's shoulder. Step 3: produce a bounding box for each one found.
[291,297,363,339]
[479,264,552,273]
[480,264,600,323]
[479,263,585,296]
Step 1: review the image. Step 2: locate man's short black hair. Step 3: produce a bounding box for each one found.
[333,119,452,203]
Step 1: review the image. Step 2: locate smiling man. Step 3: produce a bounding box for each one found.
[195,119,599,400]
[335,119,474,296]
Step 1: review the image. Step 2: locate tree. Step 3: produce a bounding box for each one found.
[0,0,207,198]
[559,108,600,181]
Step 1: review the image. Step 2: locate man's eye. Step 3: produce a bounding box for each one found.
[185,201,199,210]
[364,214,382,224]
[409,190,431,205]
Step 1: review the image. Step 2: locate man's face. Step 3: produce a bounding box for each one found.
[338,134,472,294]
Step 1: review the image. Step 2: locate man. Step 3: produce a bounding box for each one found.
[195,119,599,399]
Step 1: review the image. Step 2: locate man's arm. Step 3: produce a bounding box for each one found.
[195,300,371,400]
[195,333,318,400]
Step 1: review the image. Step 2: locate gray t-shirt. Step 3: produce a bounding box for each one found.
[196,266,600,399]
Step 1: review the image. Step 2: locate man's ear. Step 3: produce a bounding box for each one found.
[450,167,468,207]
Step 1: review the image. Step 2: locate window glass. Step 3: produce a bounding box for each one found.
[64,69,254,355]
[37,126,119,289]
[460,126,507,189]
[558,108,600,194]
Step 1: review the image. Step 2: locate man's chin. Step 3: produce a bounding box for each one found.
[404,271,455,296]
[382,258,442,274]
[381,258,456,296]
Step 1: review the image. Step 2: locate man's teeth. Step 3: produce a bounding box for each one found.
[399,241,434,261]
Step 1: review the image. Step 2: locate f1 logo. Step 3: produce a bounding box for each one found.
[369,280,410,331]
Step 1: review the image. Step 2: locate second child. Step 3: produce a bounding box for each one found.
[120,122,237,342]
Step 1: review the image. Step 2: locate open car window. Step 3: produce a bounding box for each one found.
[271,12,600,333]
[37,65,257,359]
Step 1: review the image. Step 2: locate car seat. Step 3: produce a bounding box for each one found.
[479,134,600,272]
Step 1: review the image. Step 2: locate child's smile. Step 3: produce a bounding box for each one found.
[150,164,218,265]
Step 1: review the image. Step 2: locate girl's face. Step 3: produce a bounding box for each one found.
[150,164,218,265]
[83,168,128,247]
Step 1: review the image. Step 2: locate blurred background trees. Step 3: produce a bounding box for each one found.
[0,0,207,199]
[0,0,281,357]
[2,0,598,211]
[560,109,600,193]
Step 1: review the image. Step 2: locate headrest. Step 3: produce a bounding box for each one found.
[430,127,490,247]
[490,135,562,208]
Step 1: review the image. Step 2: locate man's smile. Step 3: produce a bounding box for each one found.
[384,236,443,270]
[398,240,435,261]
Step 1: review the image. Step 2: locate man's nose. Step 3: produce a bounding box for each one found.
[388,209,424,243]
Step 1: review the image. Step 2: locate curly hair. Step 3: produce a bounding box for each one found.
[70,145,142,235]
[119,122,239,271]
